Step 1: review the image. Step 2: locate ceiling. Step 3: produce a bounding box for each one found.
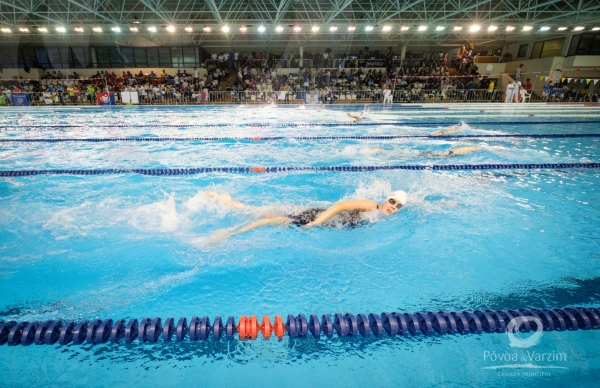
[2,0,600,51]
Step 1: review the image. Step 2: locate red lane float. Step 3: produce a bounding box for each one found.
[273,316,285,339]
[260,316,272,339]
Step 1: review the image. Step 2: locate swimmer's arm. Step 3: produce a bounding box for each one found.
[446,146,479,156]
[302,200,378,230]
[432,125,460,136]
[205,191,246,209]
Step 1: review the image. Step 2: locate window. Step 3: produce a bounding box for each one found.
[35,48,50,69]
[120,47,135,67]
[158,47,171,67]
[71,47,89,68]
[567,35,580,56]
[134,47,148,67]
[146,47,159,66]
[530,42,543,59]
[108,47,123,67]
[530,38,565,59]
[183,47,196,67]
[517,44,528,58]
[170,47,183,67]
[96,47,111,68]
[567,33,600,56]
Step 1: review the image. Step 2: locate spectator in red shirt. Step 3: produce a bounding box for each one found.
[525,78,532,92]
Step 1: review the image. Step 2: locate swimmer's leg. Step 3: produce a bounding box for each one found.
[206,191,246,209]
[208,215,290,243]
[431,125,460,136]
[445,146,479,156]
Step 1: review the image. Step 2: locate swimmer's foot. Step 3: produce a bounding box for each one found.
[206,191,246,209]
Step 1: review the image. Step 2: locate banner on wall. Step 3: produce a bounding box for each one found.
[42,92,56,104]
[11,93,30,106]
[96,92,115,105]
[121,91,139,104]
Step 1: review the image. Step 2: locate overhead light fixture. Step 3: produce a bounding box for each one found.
[329,26,337,31]
[400,26,409,31]
[258,25,265,32]
[522,26,533,31]
[130,27,138,32]
[56,26,66,33]
[111,26,121,32]
[592,27,600,31]
[347,26,356,31]
[222,26,229,32]
[435,26,445,31]
[557,26,568,31]
[365,26,373,31]
[469,25,481,32]
[311,26,320,32]
[573,26,585,31]
[133,20,140,24]
[239,26,247,32]
[147,26,156,32]
[540,26,550,31]
[19,27,29,32]
[74,27,85,32]
[488,25,498,31]
[453,26,463,31]
[166,25,175,32]
[38,27,48,32]
[293,26,301,32]
[1,28,11,33]
[382,25,392,32]
[203,26,212,32]
[506,26,515,31]
[418,25,427,31]
[93,27,102,32]
[276,26,283,32]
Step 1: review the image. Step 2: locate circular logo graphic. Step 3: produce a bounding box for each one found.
[506,316,543,348]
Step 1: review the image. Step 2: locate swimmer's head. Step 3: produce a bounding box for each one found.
[380,190,408,215]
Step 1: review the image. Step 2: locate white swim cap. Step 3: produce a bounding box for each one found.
[386,190,408,206]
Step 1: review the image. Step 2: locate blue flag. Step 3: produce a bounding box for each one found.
[11,93,30,106]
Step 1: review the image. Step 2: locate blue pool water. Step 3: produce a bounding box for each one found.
[1,104,600,386]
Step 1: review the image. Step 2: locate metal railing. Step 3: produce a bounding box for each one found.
[2,89,595,106]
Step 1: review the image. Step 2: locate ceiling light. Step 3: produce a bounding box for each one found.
[239,26,247,32]
[329,26,337,31]
[1,28,11,33]
[557,27,568,31]
[311,26,320,32]
[573,26,584,31]
[488,25,497,31]
[93,27,102,32]
[19,27,29,32]
[222,26,229,32]
[469,25,481,32]
[365,26,373,31]
[56,26,66,33]
[506,26,515,31]
[436,26,445,31]
[185,26,193,32]
[133,21,140,24]
[258,25,265,32]
[382,25,392,32]
[203,26,212,32]
[130,27,138,32]
[147,26,156,32]
[111,26,121,32]
[276,26,283,32]
[453,26,463,31]
[347,26,356,31]
[74,27,85,32]
[38,27,48,32]
[540,26,550,31]
[418,25,427,31]
[592,27,600,31]
[166,25,175,32]
[400,26,409,31]
[522,26,533,31]
[293,26,301,32]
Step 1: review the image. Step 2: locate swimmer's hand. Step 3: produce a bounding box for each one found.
[301,221,319,230]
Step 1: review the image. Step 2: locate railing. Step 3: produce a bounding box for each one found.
[205,58,313,69]
[2,89,595,106]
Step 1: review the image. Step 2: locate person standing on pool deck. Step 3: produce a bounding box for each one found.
[206,190,408,241]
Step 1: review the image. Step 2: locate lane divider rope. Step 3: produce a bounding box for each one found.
[1,120,600,129]
[1,134,600,143]
[1,163,599,177]
[1,308,598,346]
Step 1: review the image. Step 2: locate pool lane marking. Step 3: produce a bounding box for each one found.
[2,133,600,142]
[1,163,599,177]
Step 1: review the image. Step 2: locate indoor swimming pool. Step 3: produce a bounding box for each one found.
[0,103,599,385]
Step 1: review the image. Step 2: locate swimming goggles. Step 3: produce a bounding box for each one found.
[388,198,404,209]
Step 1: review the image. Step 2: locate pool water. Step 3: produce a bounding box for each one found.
[1,104,599,386]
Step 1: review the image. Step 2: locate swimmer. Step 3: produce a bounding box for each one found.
[419,146,479,157]
[432,124,461,136]
[206,190,408,242]
[347,113,366,123]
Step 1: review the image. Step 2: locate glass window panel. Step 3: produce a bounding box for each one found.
[590,36,600,55]
[146,47,159,66]
[59,47,72,67]
[71,47,89,68]
[35,48,50,68]
[158,47,171,67]
[134,47,148,67]
[108,47,123,67]
[171,47,183,67]
[576,35,594,55]
[47,48,62,69]
[517,44,528,58]
[530,42,543,59]
[88,47,97,68]
[121,47,134,66]
[21,47,35,68]
[540,38,564,58]
[96,47,111,68]
[567,35,580,56]
[183,47,196,67]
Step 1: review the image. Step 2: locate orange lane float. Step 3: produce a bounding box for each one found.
[273,315,285,339]
[260,316,272,339]
[237,315,259,340]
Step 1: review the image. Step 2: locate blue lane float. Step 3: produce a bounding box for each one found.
[0,308,598,346]
[2,120,600,129]
[0,163,599,177]
[2,133,600,143]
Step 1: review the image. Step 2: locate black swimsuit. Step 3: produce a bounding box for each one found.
[288,208,367,229]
